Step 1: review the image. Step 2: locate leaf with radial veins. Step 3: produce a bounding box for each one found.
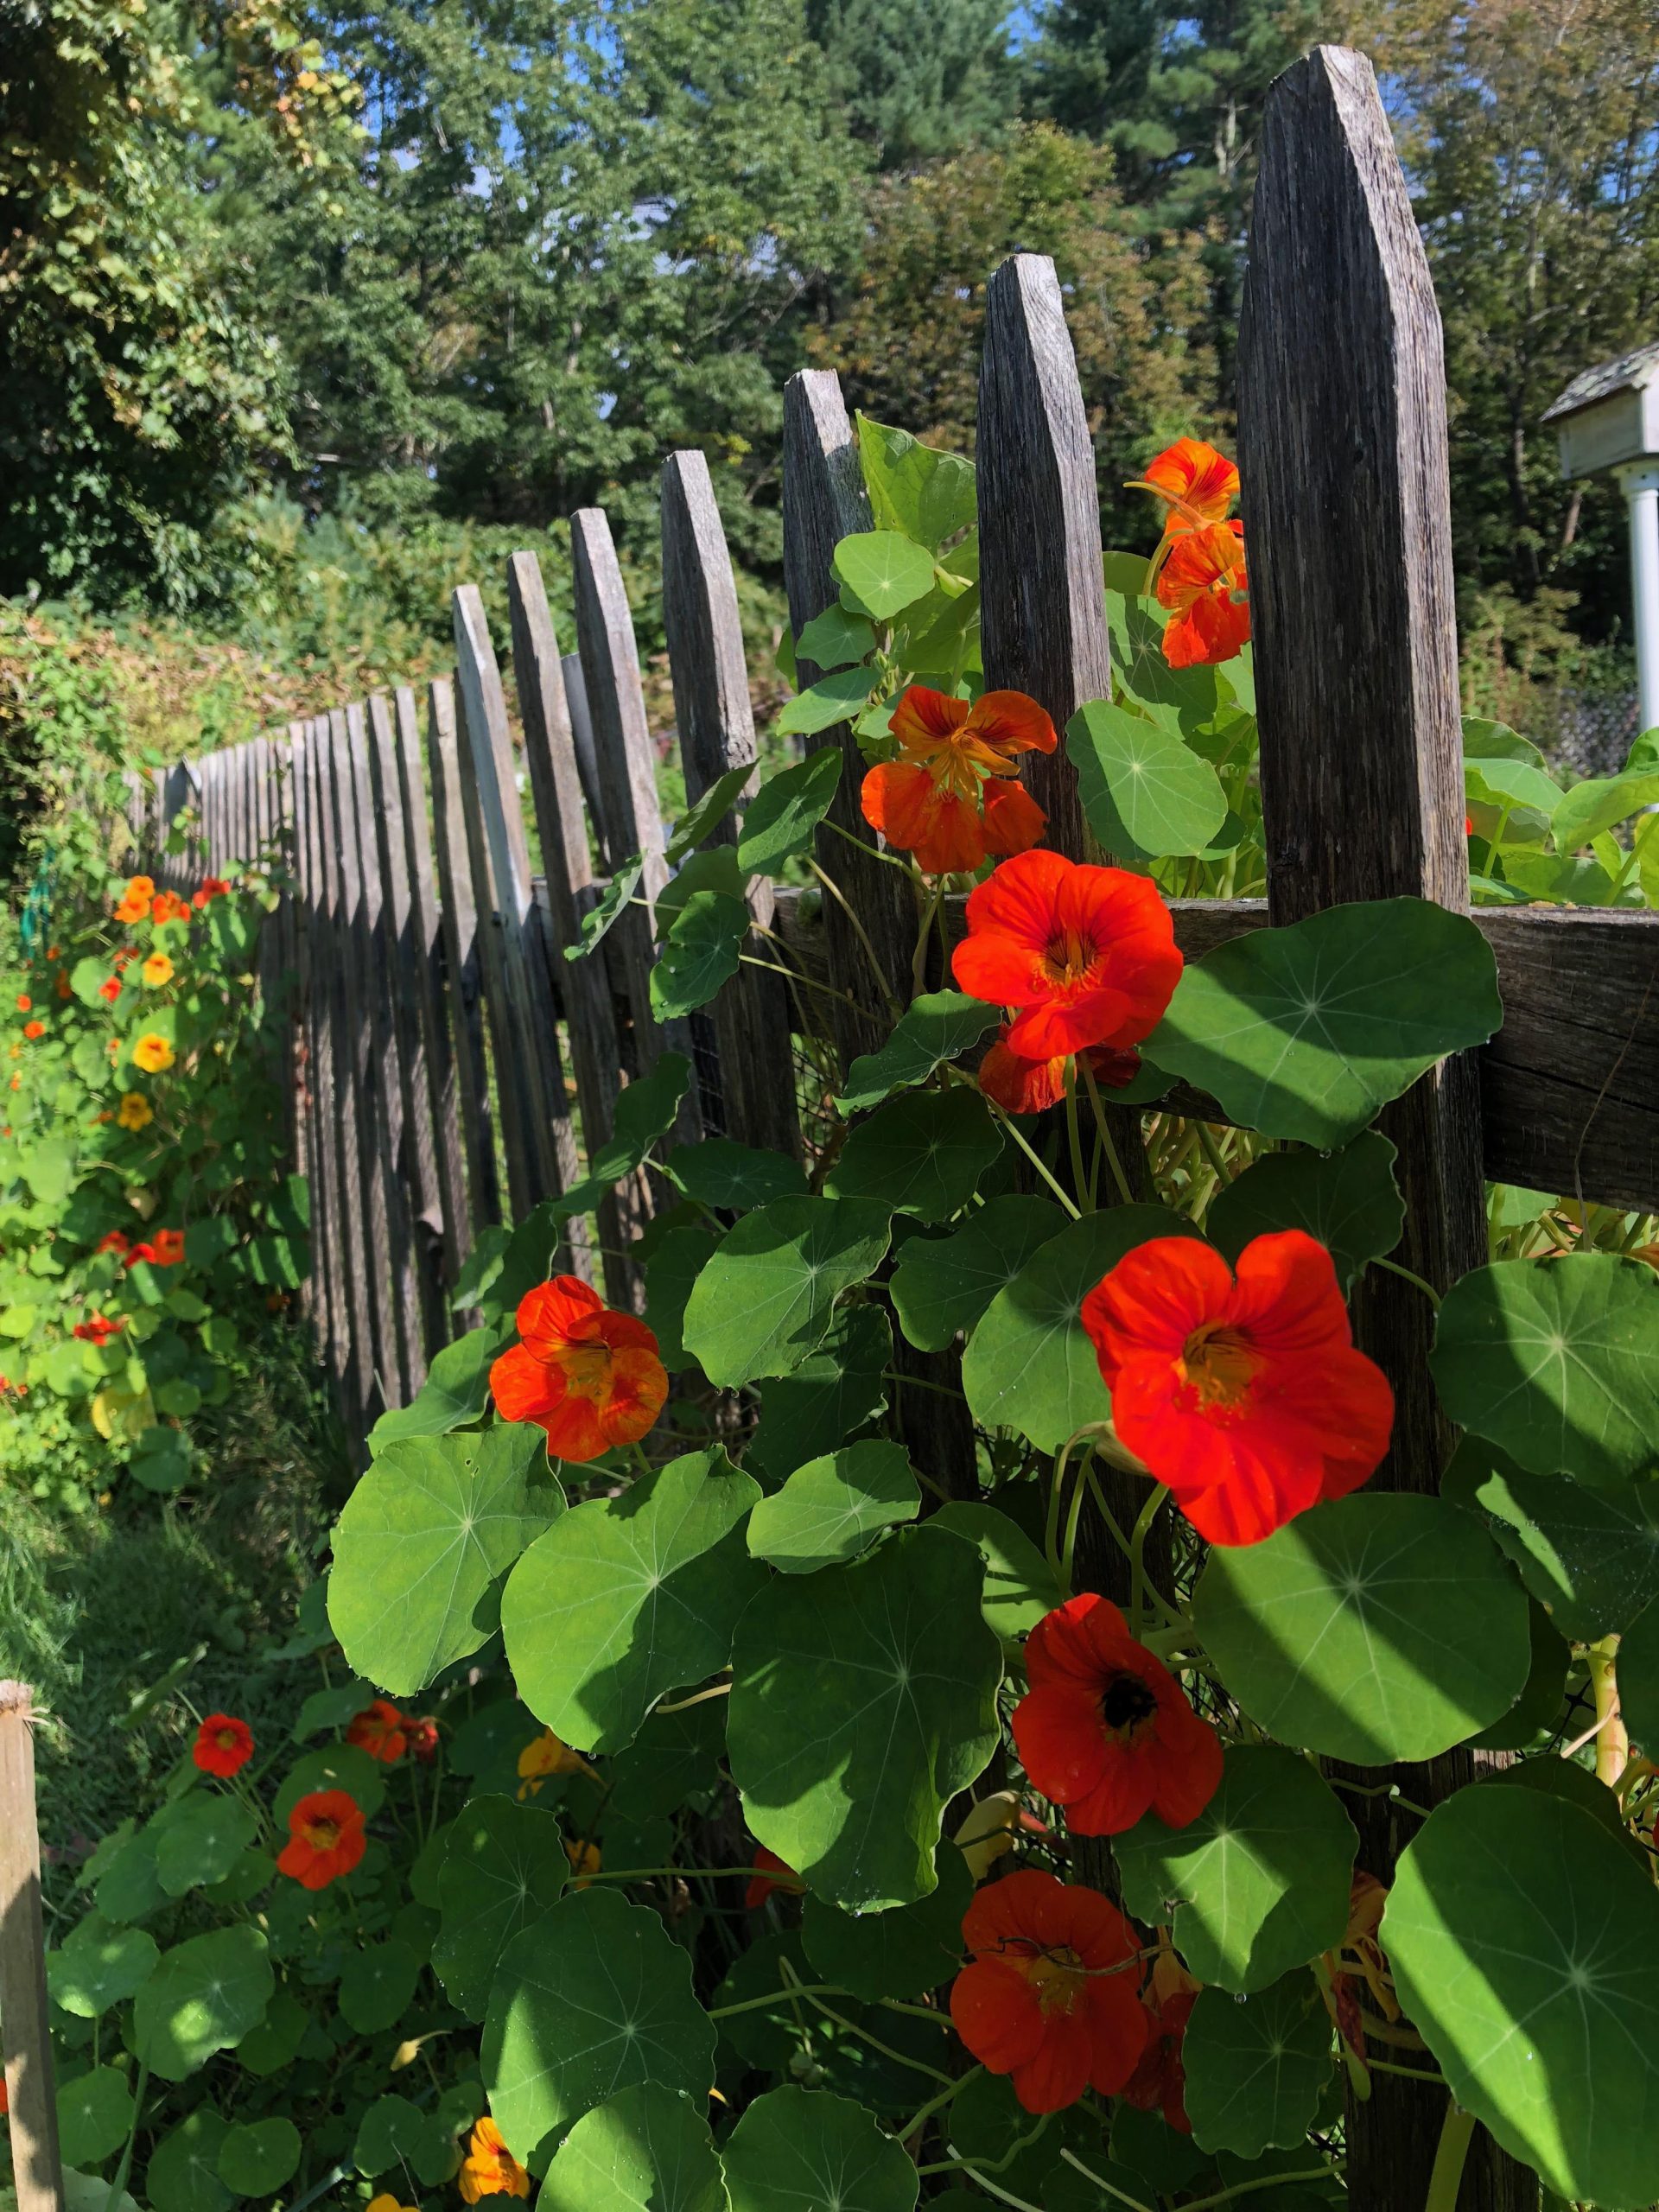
[890,1196,1070,1352]
[500,1449,763,1753]
[1146,899,1503,1147]
[1068,698,1228,860]
[746,1441,921,1574]
[1193,1494,1531,1764]
[681,1196,893,1386]
[432,1795,569,2021]
[1430,1254,1659,1487]
[728,1525,1001,1910]
[328,1421,563,1698]
[825,1088,1002,1222]
[1206,1131,1404,1294]
[1113,1747,1356,1994]
[835,993,999,1115]
[1440,1436,1659,1641]
[1181,1975,1333,2158]
[721,2086,920,2212]
[537,2084,725,2212]
[1384,1783,1659,2202]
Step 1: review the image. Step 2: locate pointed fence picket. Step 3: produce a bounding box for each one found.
[137,47,1657,2196]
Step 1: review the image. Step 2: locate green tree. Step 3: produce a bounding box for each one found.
[805,0,1019,166]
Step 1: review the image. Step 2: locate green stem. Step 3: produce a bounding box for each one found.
[1374,1254,1442,1308]
[709,1981,845,2019]
[1060,1447,1091,1589]
[1192,1117,1232,1187]
[1045,1439,1077,1585]
[1161,2160,1347,2212]
[1051,2151,1155,2212]
[105,2059,149,2212]
[925,2162,1046,2212]
[823,817,916,873]
[1423,2101,1477,2212]
[808,860,901,1014]
[779,1961,954,2083]
[895,2066,979,2141]
[983,1094,1082,1219]
[1063,1059,1094,1214]
[1081,1062,1136,1206]
[912,877,944,999]
[1128,1482,1169,1642]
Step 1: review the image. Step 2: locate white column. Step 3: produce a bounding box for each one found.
[1617,460,1659,741]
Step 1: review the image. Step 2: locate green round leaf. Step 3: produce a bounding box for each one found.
[747,1306,891,1482]
[929,1503,1066,1643]
[353,2092,456,2185]
[1068,699,1228,859]
[794,601,877,672]
[48,1917,159,2017]
[153,1794,258,1897]
[1193,1495,1530,1764]
[502,1448,763,1753]
[1441,1436,1659,1639]
[722,2086,919,2212]
[338,1937,419,2034]
[538,2083,724,2212]
[217,2117,302,2196]
[433,1794,569,2020]
[1616,1596,1659,1755]
[735,749,843,876]
[1147,899,1503,1148]
[1431,1254,1659,1487]
[682,1196,893,1386]
[826,1088,1001,1223]
[133,1926,274,2081]
[856,416,977,551]
[664,1139,809,1212]
[651,890,748,1021]
[1114,1747,1355,1993]
[776,666,877,738]
[273,1744,384,1827]
[728,1524,1001,1910]
[1385,1782,1659,2201]
[891,1197,1069,1353]
[233,1988,309,2077]
[747,1440,921,1574]
[836,993,999,1116]
[1465,1594,1569,1751]
[146,2109,232,2212]
[802,1839,972,1999]
[329,1420,563,1697]
[57,2067,135,2166]
[366,1320,506,1451]
[643,1224,718,1372]
[483,1888,716,2169]
[963,1205,1199,1451]
[833,530,938,620]
[1206,1132,1404,1294]
[1182,1975,1333,2158]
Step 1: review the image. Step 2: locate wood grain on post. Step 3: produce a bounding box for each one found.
[452,586,587,1241]
[569,507,699,1147]
[1238,47,1527,2212]
[299,721,352,1408]
[561,652,605,846]
[507,550,645,1306]
[661,451,801,1161]
[392,686,474,1286]
[0,1684,65,2212]
[426,677,503,1235]
[781,371,917,1063]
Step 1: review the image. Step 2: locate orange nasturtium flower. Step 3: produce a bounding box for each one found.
[950,1867,1148,2113]
[22,1020,44,1040]
[1157,521,1249,670]
[132,1033,175,1073]
[73,1313,125,1347]
[125,1227,185,1271]
[564,1838,601,1888]
[194,1713,255,1777]
[116,1092,153,1132]
[977,1027,1143,1117]
[141,953,175,988]
[745,1846,805,1910]
[1081,1229,1394,1548]
[490,1277,668,1464]
[1011,1593,1222,1836]
[277,1788,366,1890]
[14,995,29,1012]
[194,875,232,908]
[1128,435,1239,557]
[366,2196,419,2212]
[114,875,155,925]
[151,890,191,924]
[99,976,123,1003]
[860,685,1056,876]
[458,2116,531,2203]
[346,1699,410,1764]
[952,849,1183,1063]
[516,1726,596,1799]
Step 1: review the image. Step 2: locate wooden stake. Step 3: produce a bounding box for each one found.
[0,1683,65,2212]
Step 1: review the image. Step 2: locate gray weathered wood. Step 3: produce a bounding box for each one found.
[302,719,360,1421]
[0,1683,65,2212]
[562,652,604,841]
[1239,48,1527,2212]
[661,450,801,1161]
[392,686,473,1285]
[780,371,918,1063]
[569,506,699,1144]
[452,587,588,1244]
[507,550,645,1304]
[426,677,503,1233]
[978,254,1115,861]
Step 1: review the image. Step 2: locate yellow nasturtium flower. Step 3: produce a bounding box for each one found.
[366,2197,419,2212]
[459,2118,530,2203]
[116,1092,153,1131]
[515,1726,597,1799]
[132,1033,175,1073]
[141,953,175,988]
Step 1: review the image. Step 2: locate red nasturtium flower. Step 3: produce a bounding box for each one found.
[14,995,29,1012]
[1082,1230,1394,1547]
[1158,522,1250,670]
[346,1699,410,1764]
[277,1789,365,1890]
[408,1715,440,1764]
[950,1868,1148,2113]
[73,1313,125,1346]
[194,1713,255,1777]
[745,1846,806,1910]
[952,849,1183,1063]
[1122,1953,1199,2134]
[1012,1593,1222,1835]
[22,1020,44,1040]
[193,875,232,909]
[860,686,1057,875]
[459,2116,531,2202]
[97,1229,130,1255]
[490,1277,668,1463]
[1129,435,1240,555]
[978,1028,1143,1116]
[99,976,122,1003]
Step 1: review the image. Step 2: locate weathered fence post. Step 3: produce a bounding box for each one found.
[298,721,354,1418]
[661,451,801,1161]
[0,1684,65,2212]
[425,677,503,1236]
[506,550,645,1306]
[1238,46,1528,2212]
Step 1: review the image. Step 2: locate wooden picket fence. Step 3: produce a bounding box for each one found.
[125,47,1659,2212]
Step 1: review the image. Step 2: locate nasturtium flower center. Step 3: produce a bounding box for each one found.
[1020,1942,1088,2013]
[302,1812,341,1849]
[1178,1323,1261,1412]
[1100,1671,1159,1737]
[1044,926,1097,987]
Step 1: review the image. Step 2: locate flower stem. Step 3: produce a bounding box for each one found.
[809,860,901,1014]
[1423,2101,1477,2212]
[1128,1483,1169,1641]
[1081,1061,1136,1205]
[1063,1059,1094,1214]
[1587,1634,1629,1785]
[1374,1254,1442,1308]
[896,2065,979,2141]
[983,1094,1082,1220]
[912,876,944,999]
